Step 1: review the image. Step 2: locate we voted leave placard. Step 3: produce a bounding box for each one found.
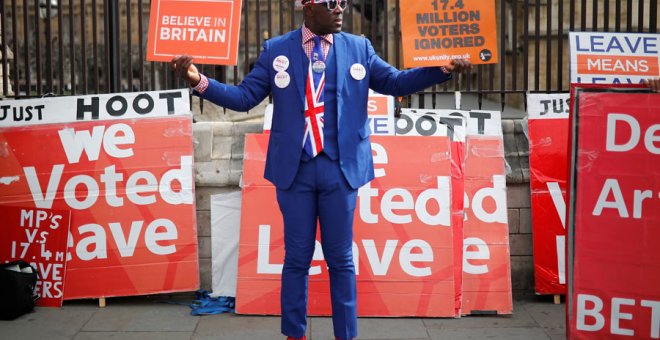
[0,90,199,299]
[147,0,242,65]
[399,0,499,68]
[567,85,660,339]
[238,134,456,317]
[569,32,660,84]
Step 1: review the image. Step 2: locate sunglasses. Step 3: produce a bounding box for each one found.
[311,0,348,11]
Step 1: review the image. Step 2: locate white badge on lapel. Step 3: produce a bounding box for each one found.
[273,56,290,72]
[350,63,366,81]
[274,71,291,89]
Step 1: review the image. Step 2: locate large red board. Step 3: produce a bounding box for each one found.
[527,93,570,295]
[0,90,199,299]
[237,134,456,317]
[461,110,512,315]
[397,108,467,316]
[567,86,660,339]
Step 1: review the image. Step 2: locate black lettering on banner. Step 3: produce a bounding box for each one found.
[133,93,155,115]
[0,105,7,120]
[439,116,462,141]
[416,114,438,136]
[77,97,100,120]
[396,112,415,135]
[159,91,183,115]
[470,111,491,135]
[539,99,569,116]
[0,105,46,122]
[106,95,128,117]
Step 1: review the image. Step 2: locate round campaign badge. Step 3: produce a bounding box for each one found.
[350,63,366,80]
[312,61,326,74]
[274,71,291,89]
[273,55,290,72]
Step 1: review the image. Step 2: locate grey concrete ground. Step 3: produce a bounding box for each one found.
[0,294,566,340]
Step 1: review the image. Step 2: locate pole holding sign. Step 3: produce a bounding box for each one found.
[399,0,499,68]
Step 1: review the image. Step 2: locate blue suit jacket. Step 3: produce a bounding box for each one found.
[197,29,451,190]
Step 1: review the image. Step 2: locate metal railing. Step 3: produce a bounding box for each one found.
[1,0,657,111]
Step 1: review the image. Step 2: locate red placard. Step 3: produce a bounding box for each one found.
[397,108,467,316]
[147,0,243,65]
[461,111,512,315]
[567,86,660,339]
[0,90,199,299]
[237,134,456,317]
[527,93,570,295]
[0,206,71,307]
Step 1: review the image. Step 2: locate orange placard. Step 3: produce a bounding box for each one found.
[399,0,498,68]
[147,0,242,65]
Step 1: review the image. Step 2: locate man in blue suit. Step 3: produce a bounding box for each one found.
[172,1,471,339]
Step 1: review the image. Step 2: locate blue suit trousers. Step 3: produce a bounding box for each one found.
[277,153,358,339]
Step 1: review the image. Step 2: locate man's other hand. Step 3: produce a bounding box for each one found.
[446,58,472,74]
[644,78,660,93]
[171,55,201,87]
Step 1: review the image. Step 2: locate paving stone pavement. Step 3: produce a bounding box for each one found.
[0,294,566,340]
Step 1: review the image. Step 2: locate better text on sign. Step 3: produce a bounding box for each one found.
[147,0,242,65]
[399,0,498,68]
[0,206,71,307]
[568,87,660,339]
[0,90,199,299]
[237,134,456,317]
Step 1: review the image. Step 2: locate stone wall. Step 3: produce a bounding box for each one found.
[192,118,534,293]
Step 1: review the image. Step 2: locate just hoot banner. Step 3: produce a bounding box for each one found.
[0,90,199,299]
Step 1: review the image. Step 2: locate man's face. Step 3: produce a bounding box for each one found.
[306,1,345,35]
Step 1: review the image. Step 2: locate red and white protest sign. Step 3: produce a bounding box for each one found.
[567,86,660,339]
[147,0,243,65]
[397,108,467,315]
[569,32,660,84]
[394,109,512,315]
[0,90,199,299]
[0,206,71,307]
[237,133,456,317]
[527,93,569,295]
[263,91,396,136]
[461,110,512,315]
